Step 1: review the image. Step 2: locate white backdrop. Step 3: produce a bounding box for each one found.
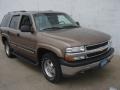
[0,0,120,55]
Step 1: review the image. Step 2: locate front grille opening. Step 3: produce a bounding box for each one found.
[87,48,108,58]
[72,48,112,66]
[86,41,108,50]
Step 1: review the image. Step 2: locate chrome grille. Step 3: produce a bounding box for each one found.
[86,41,109,58]
[86,41,108,50]
[87,48,108,58]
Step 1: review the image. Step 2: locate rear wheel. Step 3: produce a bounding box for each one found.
[4,41,14,57]
[41,53,62,83]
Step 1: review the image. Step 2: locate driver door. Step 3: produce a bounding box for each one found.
[16,15,37,61]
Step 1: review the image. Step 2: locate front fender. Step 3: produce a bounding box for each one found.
[37,43,64,58]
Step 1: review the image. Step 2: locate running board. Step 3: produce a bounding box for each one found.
[12,52,39,66]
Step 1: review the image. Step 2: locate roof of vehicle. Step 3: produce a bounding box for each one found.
[7,10,64,15]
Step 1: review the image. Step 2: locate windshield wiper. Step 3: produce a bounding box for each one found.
[41,26,63,31]
[62,25,79,28]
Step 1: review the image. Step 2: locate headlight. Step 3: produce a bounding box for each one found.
[65,46,86,61]
[66,46,85,53]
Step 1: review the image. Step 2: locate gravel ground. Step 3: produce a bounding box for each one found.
[0,41,120,90]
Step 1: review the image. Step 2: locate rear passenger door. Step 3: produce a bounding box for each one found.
[8,15,21,51]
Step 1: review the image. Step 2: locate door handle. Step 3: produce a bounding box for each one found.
[17,33,20,37]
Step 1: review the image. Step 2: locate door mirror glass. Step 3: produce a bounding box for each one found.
[20,25,31,32]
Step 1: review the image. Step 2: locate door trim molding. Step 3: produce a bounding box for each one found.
[10,41,36,54]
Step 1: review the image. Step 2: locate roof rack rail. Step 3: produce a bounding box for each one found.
[8,10,26,13]
[46,10,53,11]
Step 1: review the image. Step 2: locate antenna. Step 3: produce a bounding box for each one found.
[37,0,40,12]
[70,0,73,16]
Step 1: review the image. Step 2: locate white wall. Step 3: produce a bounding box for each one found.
[0,0,120,55]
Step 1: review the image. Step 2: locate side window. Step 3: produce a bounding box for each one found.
[9,15,20,29]
[1,14,11,27]
[19,15,31,29]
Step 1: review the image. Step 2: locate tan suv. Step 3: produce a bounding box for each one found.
[0,11,114,83]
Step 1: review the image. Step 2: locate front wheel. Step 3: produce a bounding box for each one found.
[41,53,62,83]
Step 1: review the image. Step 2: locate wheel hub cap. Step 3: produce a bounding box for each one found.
[44,59,55,78]
[5,44,10,55]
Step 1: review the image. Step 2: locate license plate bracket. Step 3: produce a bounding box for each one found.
[99,59,108,67]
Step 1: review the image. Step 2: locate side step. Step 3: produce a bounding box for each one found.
[12,52,39,66]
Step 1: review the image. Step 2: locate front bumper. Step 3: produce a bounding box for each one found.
[60,48,114,75]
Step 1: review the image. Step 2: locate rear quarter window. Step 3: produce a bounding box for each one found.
[0,14,11,27]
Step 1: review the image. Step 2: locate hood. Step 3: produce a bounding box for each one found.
[41,27,111,46]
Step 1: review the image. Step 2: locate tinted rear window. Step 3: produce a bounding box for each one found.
[9,15,20,29]
[0,14,11,27]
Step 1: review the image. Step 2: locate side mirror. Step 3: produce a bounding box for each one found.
[76,22,80,27]
[20,25,31,32]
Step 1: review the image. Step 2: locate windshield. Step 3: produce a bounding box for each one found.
[33,13,79,31]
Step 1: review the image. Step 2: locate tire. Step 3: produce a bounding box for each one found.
[41,53,62,83]
[4,41,14,58]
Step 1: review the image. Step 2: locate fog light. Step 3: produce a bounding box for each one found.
[73,55,85,60]
[79,55,86,59]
